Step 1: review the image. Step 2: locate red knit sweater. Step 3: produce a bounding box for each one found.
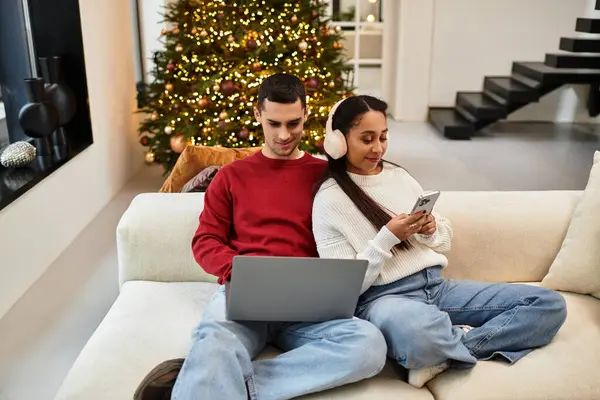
[192,151,327,284]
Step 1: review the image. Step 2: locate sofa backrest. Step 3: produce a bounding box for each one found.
[437,190,580,282]
[117,191,581,287]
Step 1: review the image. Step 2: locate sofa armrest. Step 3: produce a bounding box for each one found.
[116,193,217,287]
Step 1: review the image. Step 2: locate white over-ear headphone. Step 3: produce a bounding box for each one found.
[323,98,348,160]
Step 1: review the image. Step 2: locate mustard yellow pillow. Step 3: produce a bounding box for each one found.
[159,145,261,193]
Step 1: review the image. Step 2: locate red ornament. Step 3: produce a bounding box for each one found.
[140,136,150,146]
[305,77,318,90]
[197,97,209,109]
[247,39,258,50]
[252,61,261,72]
[238,128,249,139]
[217,11,225,20]
[167,63,175,71]
[220,79,237,96]
[217,120,227,130]
[311,10,319,19]
[315,138,325,152]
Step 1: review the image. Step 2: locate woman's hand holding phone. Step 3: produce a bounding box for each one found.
[418,214,437,236]
[386,212,428,241]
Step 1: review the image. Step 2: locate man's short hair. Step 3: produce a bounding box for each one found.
[258,74,306,110]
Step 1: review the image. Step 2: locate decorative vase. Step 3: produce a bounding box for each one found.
[39,56,76,161]
[18,78,58,166]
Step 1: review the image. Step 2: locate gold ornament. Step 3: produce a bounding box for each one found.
[170,134,187,153]
[291,14,298,23]
[328,81,335,88]
[165,83,174,92]
[161,28,168,36]
[219,110,228,120]
[164,126,173,135]
[172,27,180,35]
[200,30,208,38]
[298,40,308,51]
[175,43,184,52]
[251,61,261,72]
[335,25,342,33]
[151,111,159,121]
[228,35,235,43]
[213,83,221,92]
[144,151,155,163]
[191,27,198,35]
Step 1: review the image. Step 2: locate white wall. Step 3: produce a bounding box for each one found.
[0,0,143,319]
[388,0,598,121]
[139,0,172,81]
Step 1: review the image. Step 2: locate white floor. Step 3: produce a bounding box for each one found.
[0,121,598,400]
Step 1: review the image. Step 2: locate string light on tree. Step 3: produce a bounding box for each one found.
[137,0,354,172]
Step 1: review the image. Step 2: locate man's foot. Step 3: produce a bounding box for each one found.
[408,362,449,388]
[134,358,184,400]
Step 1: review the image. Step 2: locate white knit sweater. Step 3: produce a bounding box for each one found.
[312,164,453,294]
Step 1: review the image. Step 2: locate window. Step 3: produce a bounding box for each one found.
[329,0,384,97]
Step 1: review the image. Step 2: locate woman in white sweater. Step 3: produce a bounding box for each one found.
[312,95,567,388]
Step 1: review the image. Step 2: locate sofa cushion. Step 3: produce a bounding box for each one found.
[427,288,600,400]
[436,191,580,283]
[55,281,433,400]
[159,145,260,193]
[541,151,600,298]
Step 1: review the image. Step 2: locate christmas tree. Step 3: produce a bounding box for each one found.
[138,0,354,172]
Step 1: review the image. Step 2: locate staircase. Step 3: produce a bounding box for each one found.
[429,4,600,140]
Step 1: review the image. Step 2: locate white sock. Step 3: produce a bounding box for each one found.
[408,362,450,388]
[456,324,473,335]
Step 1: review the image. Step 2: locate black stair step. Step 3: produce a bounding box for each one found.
[576,18,600,33]
[454,104,477,124]
[456,92,506,120]
[483,90,508,108]
[512,61,600,84]
[545,53,600,69]
[511,73,542,90]
[428,108,474,140]
[484,76,538,103]
[560,37,600,53]
[597,0,600,10]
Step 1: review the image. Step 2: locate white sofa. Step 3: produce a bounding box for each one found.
[55,191,600,400]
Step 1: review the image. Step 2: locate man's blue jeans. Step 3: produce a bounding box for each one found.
[171,286,387,400]
[356,266,567,369]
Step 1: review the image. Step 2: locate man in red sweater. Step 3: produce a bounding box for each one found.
[171,74,386,400]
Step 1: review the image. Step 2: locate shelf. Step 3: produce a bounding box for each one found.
[0,141,91,212]
[332,21,384,28]
[346,58,383,66]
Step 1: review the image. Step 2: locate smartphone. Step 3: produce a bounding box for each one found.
[410,191,440,215]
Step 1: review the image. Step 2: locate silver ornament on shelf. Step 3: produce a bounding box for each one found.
[0,141,37,168]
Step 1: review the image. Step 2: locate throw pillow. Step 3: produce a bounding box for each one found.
[541,151,600,298]
[180,165,221,193]
[160,145,260,193]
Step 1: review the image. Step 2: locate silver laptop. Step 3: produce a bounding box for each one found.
[225,256,368,322]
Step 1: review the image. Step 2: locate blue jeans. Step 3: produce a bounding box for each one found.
[171,286,387,400]
[356,267,567,370]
